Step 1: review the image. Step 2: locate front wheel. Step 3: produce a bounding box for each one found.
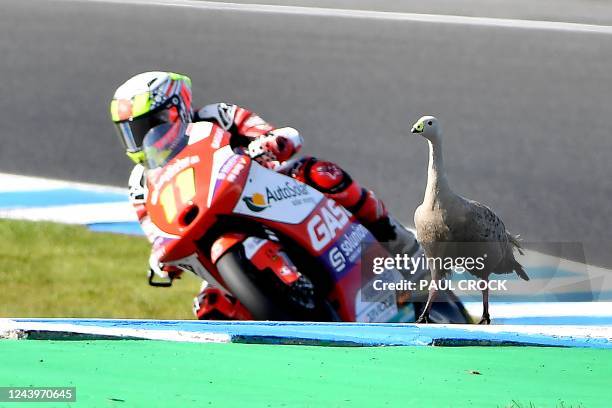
[216,246,333,321]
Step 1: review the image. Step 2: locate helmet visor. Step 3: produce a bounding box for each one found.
[114,109,174,153]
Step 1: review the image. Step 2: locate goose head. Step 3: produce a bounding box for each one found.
[411,115,441,142]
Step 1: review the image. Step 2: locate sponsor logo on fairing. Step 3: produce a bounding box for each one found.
[307,200,351,251]
[266,181,309,203]
[242,193,269,212]
[323,223,373,278]
[243,181,313,212]
[218,155,240,177]
[211,127,226,149]
[234,164,323,223]
[339,223,369,262]
[328,247,346,272]
[359,292,397,323]
[218,155,247,184]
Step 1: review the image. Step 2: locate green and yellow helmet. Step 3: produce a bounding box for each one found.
[110,71,192,164]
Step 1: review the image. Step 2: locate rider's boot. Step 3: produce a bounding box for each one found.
[366,215,419,256]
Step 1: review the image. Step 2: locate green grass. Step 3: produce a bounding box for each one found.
[0,219,201,318]
[0,341,609,407]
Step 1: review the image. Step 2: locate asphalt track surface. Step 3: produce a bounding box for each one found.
[1,340,610,407]
[1,1,612,267]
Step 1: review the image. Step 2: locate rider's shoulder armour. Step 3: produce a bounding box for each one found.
[194,103,237,131]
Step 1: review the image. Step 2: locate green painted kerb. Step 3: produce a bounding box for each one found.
[0,341,609,407]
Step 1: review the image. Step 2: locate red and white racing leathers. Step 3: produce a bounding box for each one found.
[129,103,409,319]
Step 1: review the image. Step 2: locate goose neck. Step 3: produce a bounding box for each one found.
[425,138,449,201]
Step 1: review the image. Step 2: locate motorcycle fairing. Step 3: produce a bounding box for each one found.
[146,121,247,261]
[354,268,402,323]
[243,236,302,285]
[233,161,323,224]
[210,232,247,263]
[238,194,384,321]
[207,147,245,208]
[144,121,409,322]
[355,290,399,322]
[318,222,372,281]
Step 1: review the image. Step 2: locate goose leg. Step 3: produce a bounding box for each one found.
[478,276,491,325]
[416,267,439,323]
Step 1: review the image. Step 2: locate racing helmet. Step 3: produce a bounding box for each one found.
[110,71,192,164]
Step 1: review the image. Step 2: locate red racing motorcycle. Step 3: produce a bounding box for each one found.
[142,121,470,323]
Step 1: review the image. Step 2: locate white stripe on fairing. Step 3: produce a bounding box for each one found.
[464,302,612,319]
[0,172,126,194]
[0,320,231,343]
[65,0,612,35]
[207,146,235,207]
[0,202,137,225]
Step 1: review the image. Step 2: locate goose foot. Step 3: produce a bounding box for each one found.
[478,314,490,325]
[416,313,430,324]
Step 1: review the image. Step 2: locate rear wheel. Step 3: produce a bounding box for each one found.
[216,246,333,321]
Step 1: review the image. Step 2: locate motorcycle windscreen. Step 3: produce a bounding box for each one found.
[142,122,189,169]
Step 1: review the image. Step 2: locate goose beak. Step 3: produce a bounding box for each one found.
[411,121,424,134]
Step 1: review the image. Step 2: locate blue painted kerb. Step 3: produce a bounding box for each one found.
[12,319,612,349]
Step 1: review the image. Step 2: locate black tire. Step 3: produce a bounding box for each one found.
[216,246,333,321]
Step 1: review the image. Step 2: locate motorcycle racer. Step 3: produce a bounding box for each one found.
[110,71,417,320]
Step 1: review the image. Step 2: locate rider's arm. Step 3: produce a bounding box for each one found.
[128,164,157,244]
[194,103,303,169]
[194,103,273,139]
[129,165,184,281]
